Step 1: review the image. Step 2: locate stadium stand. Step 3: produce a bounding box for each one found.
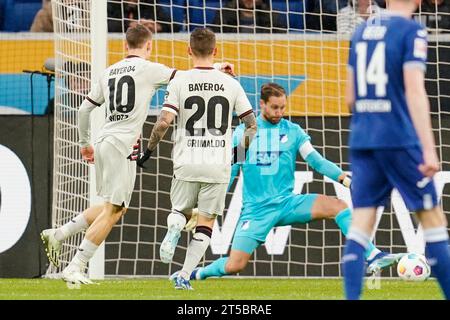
[186,0,221,31]
[157,0,187,31]
[2,0,42,31]
[0,0,4,30]
[185,0,305,32]
[271,0,304,31]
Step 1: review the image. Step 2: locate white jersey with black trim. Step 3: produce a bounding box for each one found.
[162,67,253,184]
[87,55,176,156]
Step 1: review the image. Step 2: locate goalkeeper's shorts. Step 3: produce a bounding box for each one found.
[350,146,438,212]
[94,138,136,208]
[231,193,317,254]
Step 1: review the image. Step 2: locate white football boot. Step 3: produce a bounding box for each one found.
[160,225,183,264]
[40,229,62,267]
[62,264,94,285]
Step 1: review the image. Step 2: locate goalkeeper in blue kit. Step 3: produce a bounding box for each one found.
[174,83,403,282]
[343,0,450,300]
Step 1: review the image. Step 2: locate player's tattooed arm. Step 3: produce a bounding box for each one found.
[240,112,257,148]
[148,110,175,150]
[137,110,175,168]
[233,112,257,164]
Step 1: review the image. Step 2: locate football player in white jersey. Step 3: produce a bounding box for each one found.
[137,28,257,290]
[40,24,235,284]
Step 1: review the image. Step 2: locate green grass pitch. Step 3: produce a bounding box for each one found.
[0,278,443,300]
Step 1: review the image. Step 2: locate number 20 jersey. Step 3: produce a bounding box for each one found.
[87,55,176,157]
[348,14,427,150]
[162,67,253,184]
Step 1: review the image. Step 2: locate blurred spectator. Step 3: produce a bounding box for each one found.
[211,0,285,33]
[108,0,178,33]
[337,0,384,34]
[31,0,91,33]
[305,0,348,32]
[30,0,53,32]
[415,0,450,33]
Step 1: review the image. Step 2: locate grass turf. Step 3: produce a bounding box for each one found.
[0,278,443,300]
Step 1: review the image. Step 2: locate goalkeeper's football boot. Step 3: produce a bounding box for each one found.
[190,267,203,280]
[173,275,194,290]
[40,229,62,267]
[367,252,407,274]
[62,264,95,285]
[160,224,183,264]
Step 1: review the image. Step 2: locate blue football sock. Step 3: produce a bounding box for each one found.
[342,228,370,300]
[335,208,380,261]
[424,227,450,300]
[199,257,229,280]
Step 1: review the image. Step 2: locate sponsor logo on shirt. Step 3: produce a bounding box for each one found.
[256,151,283,166]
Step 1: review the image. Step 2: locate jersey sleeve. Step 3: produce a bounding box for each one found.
[403,23,428,72]
[150,63,177,88]
[86,76,105,107]
[161,79,179,115]
[234,84,253,119]
[295,125,343,182]
[295,125,312,154]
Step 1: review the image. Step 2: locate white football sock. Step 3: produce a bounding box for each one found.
[180,226,212,279]
[55,214,89,242]
[69,239,98,270]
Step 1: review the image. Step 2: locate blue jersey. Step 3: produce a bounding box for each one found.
[232,116,310,209]
[348,14,428,149]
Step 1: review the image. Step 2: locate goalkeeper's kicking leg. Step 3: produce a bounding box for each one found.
[190,194,403,281]
[308,196,405,274]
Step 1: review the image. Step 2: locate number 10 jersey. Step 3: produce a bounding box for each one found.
[162,67,253,184]
[87,55,176,157]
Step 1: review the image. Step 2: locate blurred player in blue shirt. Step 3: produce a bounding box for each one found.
[173,83,402,283]
[343,0,450,300]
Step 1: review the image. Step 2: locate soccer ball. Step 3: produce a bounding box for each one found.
[397,253,431,281]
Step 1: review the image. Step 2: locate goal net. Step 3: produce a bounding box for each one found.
[48,0,450,278]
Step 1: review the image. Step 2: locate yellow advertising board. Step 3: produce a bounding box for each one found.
[0,38,350,115]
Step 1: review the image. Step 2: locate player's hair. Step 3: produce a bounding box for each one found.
[126,24,152,49]
[190,28,216,58]
[260,83,286,103]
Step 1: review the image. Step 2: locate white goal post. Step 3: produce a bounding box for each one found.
[48,0,450,279]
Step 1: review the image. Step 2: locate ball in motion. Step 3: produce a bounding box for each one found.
[397,253,431,281]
